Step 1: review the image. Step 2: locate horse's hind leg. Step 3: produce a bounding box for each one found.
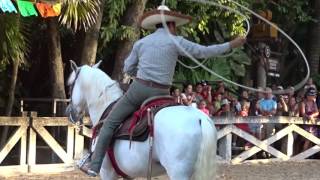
[160,157,197,180]
[167,173,190,180]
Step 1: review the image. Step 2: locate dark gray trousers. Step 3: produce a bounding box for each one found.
[90,80,169,172]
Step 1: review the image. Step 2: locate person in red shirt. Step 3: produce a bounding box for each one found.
[194,82,204,104]
[237,101,250,132]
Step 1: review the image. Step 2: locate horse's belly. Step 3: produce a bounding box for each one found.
[113,139,166,177]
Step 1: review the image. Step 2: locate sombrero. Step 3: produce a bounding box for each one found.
[140,5,192,30]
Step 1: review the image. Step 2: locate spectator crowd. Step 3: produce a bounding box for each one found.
[170,78,320,152]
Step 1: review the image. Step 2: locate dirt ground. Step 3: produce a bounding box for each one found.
[1,161,320,180]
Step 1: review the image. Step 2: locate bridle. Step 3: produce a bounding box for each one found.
[69,69,82,98]
[67,68,85,128]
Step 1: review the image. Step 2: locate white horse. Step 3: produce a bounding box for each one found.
[66,60,217,180]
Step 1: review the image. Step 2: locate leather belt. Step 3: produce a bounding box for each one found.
[136,78,170,90]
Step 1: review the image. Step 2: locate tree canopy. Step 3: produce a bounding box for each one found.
[0,0,318,115]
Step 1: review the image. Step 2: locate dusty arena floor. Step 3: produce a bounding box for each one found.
[1,161,320,180]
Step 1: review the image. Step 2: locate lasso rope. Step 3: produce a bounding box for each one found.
[177,0,251,69]
[161,0,310,94]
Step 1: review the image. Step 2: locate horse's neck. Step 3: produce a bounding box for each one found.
[86,82,123,126]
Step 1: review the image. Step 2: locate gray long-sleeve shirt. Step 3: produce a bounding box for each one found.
[123,28,231,85]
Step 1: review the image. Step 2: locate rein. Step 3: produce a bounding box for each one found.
[68,69,84,129]
[69,69,82,98]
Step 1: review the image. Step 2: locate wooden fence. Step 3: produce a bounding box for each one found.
[0,117,28,174]
[216,116,320,164]
[1,115,320,175]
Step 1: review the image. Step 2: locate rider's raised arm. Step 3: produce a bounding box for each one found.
[123,42,139,76]
[175,36,231,59]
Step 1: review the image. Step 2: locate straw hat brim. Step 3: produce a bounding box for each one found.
[140,10,192,30]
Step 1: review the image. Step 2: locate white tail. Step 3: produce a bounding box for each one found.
[192,117,217,180]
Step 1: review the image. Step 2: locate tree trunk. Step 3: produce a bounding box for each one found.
[47,18,66,162]
[0,60,19,148]
[47,18,66,100]
[80,0,105,66]
[308,0,320,76]
[111,0,147,81]
[257,57,267,88]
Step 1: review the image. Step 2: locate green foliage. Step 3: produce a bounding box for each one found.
[60,0,101,31]
[99,0,129,49]
[163,0,252,85]
[174,48,251,84]
[253,0,312,31]
[0,15,30,113]
[0,15,29,70]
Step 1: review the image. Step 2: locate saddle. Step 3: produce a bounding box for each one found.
[92,95,178,142]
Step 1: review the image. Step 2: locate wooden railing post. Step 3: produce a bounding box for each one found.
[28,112,37,168]
[287,132,294,157]
[20,127,27,166]
[218,125,232,162]
[67,126,74,160]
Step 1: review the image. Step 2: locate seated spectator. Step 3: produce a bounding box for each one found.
[286,86,297,116]
[217,81,225,94]
[239,90,250,113]
[249,87,264,139]
[296,89,305,104]
[240,90,250,102]
[170,86,182,104]
[260,87,277,139]
[215,99,233,116]
[201,81,212,105]
[200,81,214,114]
[212,93,222,114]
[288,96,299,117]
[237,101,250,133]
[288,86,295,99]
[230,96,241,114]
[181,83,197,107]
[259,87,277,117]
[275,86,288,116]
[300,87,319,151]
[194,81,204,104]
[198,99,210,116]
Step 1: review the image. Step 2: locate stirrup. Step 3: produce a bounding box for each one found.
[86,169,99,177]
[77,153,99,177]
[80,165,98,177]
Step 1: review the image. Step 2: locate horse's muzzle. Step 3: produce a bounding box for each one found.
[65,104,83,124]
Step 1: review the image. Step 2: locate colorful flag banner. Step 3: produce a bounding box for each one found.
[17,0,38,17]
[36,2,60,18]
[0,0,17,13]
[52,3,61,15]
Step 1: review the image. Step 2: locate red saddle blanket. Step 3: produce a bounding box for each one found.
[92,95,178,142]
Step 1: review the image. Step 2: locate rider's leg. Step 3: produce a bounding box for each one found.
[90,92,141,173]
[89,80,169,174]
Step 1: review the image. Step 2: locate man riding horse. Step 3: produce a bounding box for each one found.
[81,5,246,177]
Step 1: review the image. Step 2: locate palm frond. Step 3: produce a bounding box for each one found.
[0,15,30,69]
[59,0,101,31]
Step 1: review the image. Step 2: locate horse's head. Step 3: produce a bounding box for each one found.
[65,60,102,124]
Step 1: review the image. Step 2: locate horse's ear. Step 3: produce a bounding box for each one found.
[92,60,102,69]
[70,60,78,72]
